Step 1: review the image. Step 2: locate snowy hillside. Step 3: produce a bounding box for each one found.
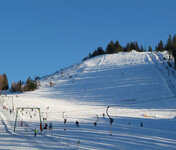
[0,51,176,149]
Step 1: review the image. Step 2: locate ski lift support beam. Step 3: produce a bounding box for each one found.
[14,107,42,132]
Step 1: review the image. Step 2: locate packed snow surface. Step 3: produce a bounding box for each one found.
[0,51,176,149]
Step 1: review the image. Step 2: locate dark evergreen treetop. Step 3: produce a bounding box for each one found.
[148,46,152,52]
[0,74,9,91]
[165,34,172,51]
[158,40,164,52]
[106,41,116,54]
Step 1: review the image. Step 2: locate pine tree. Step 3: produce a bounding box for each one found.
[1,74,9,90]
[0,75,2,90]
[141,46,144,52]
[97,47,105,55]
[172,34,176,68]
[89,53,91,58]
[173,35,176,51]
[106,41,115,54]
[124,43,131,52]
[17,80,23,92]
[165,34,172,50]
[130,42,135,50]
[155,45,159,51]
[114,41,122,53]
[91,50,98,57]
[148,46,152,52]
[11,82,17,92]
[127,42,140,51]
[158,40,164,51]
[125,43,131,52]
[25,77,31,91]
[134,42,140,52]
[24,77,37,91]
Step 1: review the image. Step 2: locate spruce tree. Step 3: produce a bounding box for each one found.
[24,77,37,91]
[114,41,122,53]
[141,46,144,52]
[166,34,172,50]
[11,82,17,92]
[17,80,22,92]
[0,75,2,90]
[1,74,9,90]
[91,50,98,57]
[135,42,140,52]
[97,47,105,55]
[125,43,131,52]
[158,40,164,51]
[130,42,135,50]
[148,46,152,52]
[155,45,159,51]
[172,34,176,68]
[106,41,115,54]
[26,77,31,91]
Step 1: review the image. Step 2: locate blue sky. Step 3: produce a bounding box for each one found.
[0,0,176,85]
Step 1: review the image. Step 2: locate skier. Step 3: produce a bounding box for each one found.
[21,121,23,127]
[76,120,79,127]
[49,122,53,135]
[140,121,143,127]
[49,122,53,130]
[43,123,48,130]
[25,124,29,131]
[34,128,37,137]
[43,123,48,135]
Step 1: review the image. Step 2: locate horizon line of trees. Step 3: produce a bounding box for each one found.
[0,74,39,93]
[82,34,176,68]
[11,77,39,93]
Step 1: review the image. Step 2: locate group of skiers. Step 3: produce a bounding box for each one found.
[32,118,144,137]
[34,120,82,137]
[34,122,53,137]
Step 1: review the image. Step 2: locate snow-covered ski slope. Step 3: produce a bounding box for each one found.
[0,51,176,149]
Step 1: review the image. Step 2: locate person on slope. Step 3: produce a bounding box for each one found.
[43,123,48,135]
[49,122,53,130]
[49,122,53,135]
[34,128,37,137]
[43,123,48,130]
[76,120,79,127]
[25,124,29,131]
[140,121,143,127]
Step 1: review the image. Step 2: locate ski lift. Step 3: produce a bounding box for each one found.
[33,110,37,116]
[94,115,99,126]
[62,111,67,124]
[62,111,67,130]
[42,112,48,121]
[106,106,113,136]
[29,110,34,118]
[25,109,28,114]
[20,108,24,115]
[106,106,113,125]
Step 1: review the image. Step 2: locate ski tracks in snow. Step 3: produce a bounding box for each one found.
[147,52,176,97]
[0,110,69,150]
